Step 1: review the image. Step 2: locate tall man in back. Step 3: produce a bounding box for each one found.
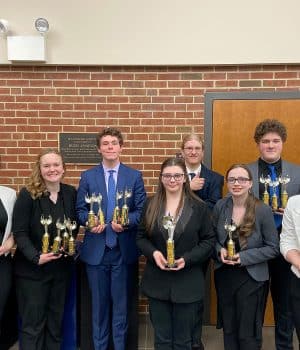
[181,133,224,350]
[76,127,146,350]
[248,119,300,350]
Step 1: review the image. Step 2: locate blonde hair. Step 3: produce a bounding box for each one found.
[26,148,65,199]
[181,133,204,150]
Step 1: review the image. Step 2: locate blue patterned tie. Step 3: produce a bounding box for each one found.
[189,173,196,180]
[267,164,282,228]
[106,170,117,248]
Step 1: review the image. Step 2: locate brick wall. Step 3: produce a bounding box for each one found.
[1,63,300,312]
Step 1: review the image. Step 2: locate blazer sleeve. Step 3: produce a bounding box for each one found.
[127,171,146,229]
[239,204,279,266]
[280,197,300,258]
[206,173,224,210]
[12,188,40,264]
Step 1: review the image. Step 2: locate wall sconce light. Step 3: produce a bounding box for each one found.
[0,19,9,35]
[35,18,49,35]
[6,18,49,62]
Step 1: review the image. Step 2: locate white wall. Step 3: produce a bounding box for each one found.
[0,0,299,65]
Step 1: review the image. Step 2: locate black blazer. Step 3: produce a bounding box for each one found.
[194,164,224,210]
[12,183,77,279]
[136,196,215,303]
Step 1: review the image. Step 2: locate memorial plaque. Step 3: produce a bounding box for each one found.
[59,133,100,164]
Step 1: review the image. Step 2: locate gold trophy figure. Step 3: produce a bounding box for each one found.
[96,194,105,225]
[40,215,52,254]
[62,217,69,251]
[121,189,132,227]
[66,219,77,256]
[162,214,177,268]
[113,190,123,224]
[85,193,97,229]
[269,179,279,211]
[279,174,290,209]
[52,219,65,254]
[224,221,237,260]
[259,174,271,205]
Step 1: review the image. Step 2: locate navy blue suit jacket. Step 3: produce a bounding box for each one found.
[76,163,146,265]
[194,164,224,210]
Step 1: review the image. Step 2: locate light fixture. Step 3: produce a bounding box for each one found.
[34,18,49,34]
[0,19,9,35]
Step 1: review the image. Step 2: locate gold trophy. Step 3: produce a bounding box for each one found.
[279,174,290,209]
[121,188,132,227]
[40,215,52,254]
[269,178,279,211]
[113,190,123,224]
[62,216,69,251]
[96,194,105,225]
[66,218,77,256]
[162,214,177,268]
[224,221,237,260]
[259,174,271,205]
[85,193,97,229]
[52,219,65,254]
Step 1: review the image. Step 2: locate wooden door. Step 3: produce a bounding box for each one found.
[208,97,300,325]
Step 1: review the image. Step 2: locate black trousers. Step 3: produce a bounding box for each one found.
[16,270,71,350]
[148,297,202,350]
[289,272,300,346]
[269,255,294,350]
[0,255,12,325]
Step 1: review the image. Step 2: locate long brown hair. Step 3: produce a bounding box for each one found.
[145,157,200,233]
[226,164,260,241]
[26,148,66,199]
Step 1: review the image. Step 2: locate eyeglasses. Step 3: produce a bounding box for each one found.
[227,177,250,185]
[161,173,185,181]
[183,147,202,153]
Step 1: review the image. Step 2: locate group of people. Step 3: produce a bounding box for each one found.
[0,119,300,350]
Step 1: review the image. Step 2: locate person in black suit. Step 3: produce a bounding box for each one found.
[12,149,78,350]
[247,119,300,350]
[214,164,279,350]
[181,133,224,349]
[137,157,215,350]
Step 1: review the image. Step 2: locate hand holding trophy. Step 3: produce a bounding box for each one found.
[224,220,237,261]
[40,214,52,254]
[162,213,177,268]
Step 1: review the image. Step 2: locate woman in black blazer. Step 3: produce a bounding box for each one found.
[137,157,215,350]
[12,149,77,350]
[213,164,279,350]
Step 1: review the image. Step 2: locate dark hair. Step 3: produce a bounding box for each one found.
[226,164,260,243]
[254,119,287,143]
[96,127,124,147]
[181,133,204,150]
[145,157,200,233]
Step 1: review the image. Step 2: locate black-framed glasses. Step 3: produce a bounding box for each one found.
[227,177,250,185]
[161,173,185,181]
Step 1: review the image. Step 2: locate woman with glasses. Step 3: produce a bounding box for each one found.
[137,157,215,350]
[213,164,279,350]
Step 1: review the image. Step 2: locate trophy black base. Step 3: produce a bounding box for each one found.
[165,263,178,268]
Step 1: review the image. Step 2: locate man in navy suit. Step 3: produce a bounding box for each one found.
[76,127,146,350]
[181,133,224,350]
[248,119,300,350]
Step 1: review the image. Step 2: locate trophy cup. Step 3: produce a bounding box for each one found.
[224,220,237,260]
[162,214,177,268]
[279,174,290,209]
[66,218,77,256]
[121,189,132,227]
[113,190,123,224]
[269,178,280,211]
[85,193,97,229]
[52,219,65,254]
[40,215,52,254]
[96,194,105,225]
[259,174,271,205]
